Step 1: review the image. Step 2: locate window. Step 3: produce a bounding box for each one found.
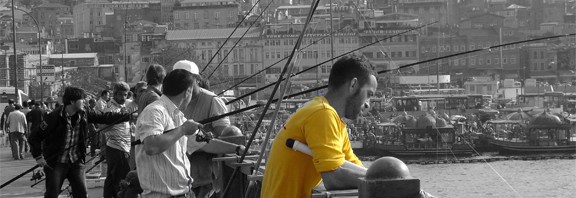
[460,59,466,65]
[479,58,484,65]
[495,58,499,64]
[503,58,508,64]
[363,52,373,59]
[511,57,516,64]
[453,45,459,52]
[239,64,245,75]
[470,58,476,65]
[405,51,410,57]
[460,45,466,51]
[454,59,459,66]
[486,58,491,64]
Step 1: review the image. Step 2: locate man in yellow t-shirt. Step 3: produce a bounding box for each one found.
[261,54,378,198]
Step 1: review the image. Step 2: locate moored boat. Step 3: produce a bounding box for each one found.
[489,111,576,154]
[362,113,474,156]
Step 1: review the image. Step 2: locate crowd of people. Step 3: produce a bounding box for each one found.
[1,99,56,160]
[11,54,434,198]
[25,60,247,198]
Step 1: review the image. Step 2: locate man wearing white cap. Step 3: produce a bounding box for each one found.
[173,60,245,198]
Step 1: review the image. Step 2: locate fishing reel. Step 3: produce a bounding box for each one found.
[195,128,213,143]
[30,170,44,181]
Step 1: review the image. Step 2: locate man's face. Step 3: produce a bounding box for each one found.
[114,91,128,105]
[181,86,194,111]
[89,100,96,108]
[344,75,377,120]
[103,92,110,101]
[73,99,85,112]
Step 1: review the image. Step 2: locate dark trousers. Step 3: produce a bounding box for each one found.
[104,146,130,198]
[44,160,87,198]
[188,152,216,198]
[8,132,25,159]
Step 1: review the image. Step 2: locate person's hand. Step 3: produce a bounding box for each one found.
[35,157,52,170]
[236,145,246,155]
[182,120,203,136]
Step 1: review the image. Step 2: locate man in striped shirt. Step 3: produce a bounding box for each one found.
[135,68,246,198]
[102,82,132,198]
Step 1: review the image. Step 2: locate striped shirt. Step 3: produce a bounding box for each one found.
[103,99,131,153]
[59,109,81,163]
[135,95,206,197]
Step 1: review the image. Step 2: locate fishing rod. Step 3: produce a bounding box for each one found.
[221,1,323,197]
[224,21,436,105]
[205,0,274,79]
[215,25,349,95]
[200,0,267,73]
[226,29,576,106]
[376,32,576,75]
[0,109,135,189]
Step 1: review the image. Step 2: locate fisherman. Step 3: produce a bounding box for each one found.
[29,87,132,198]
[102,82,132,198]
[172,60,243,198]
[134,69,246,198]
[261,54,377,197]
[137,64,165,113]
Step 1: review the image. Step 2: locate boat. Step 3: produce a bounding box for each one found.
[362,113,474,156]
[488,111,576,154]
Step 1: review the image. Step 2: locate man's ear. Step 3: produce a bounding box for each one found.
[348,77,358,93]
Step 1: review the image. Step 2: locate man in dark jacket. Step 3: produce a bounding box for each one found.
[28,87,132,198]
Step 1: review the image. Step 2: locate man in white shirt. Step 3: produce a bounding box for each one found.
[135,69,245,198]
[7,104,27,160]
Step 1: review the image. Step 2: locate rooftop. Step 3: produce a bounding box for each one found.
[47,53,98,59]
[37,3,69,8]
[166,27,261,40]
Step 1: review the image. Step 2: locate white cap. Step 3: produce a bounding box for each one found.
[173,60,200,75]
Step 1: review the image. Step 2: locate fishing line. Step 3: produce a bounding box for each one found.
[201,0,268,73]
[205,0,275,79]
[214,25,349,95]
[221,1,323,197]
[225,22,436,105]
[459,137,522,197]
[0,110,135,189]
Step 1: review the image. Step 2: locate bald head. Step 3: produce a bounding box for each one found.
[366,157,412,180]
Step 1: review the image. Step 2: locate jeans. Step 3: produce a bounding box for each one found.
[44,160,87,198]
[104,146,130,198]
[8,132,25,159]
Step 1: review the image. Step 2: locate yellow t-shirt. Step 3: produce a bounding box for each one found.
[261,96,363,198]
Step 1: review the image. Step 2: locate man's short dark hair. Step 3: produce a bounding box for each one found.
[328,54,376,90]
[8,99,14,105]
[101,90,110,97]
[22,101,29,108]
[63,87,86,106]
[147,64,166,86]
[14,104,22,110]
[113,82,130,94]
[29,100,35,107]
[162,69,195,97]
